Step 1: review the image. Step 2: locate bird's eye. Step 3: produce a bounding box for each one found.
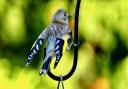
[64,13,66,17]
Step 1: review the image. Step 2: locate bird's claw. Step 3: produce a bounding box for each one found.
[39,69,48,76]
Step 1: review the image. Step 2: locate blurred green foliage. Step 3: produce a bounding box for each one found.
[0,0,128,89]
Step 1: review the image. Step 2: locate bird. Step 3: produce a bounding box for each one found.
[25,8,73,75]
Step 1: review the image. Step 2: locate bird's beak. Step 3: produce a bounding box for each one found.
[68,15,72,19]
[68,15,72,21]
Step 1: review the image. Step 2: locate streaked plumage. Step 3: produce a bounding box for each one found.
[25,8,73,75]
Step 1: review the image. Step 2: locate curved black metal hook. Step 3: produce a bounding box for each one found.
[47,0,81,81]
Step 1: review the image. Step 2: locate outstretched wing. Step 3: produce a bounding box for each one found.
[25,28,49,66]
[54,38,64,68]
[54,31,72,68]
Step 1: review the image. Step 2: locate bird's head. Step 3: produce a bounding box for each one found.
[52,8,71,24]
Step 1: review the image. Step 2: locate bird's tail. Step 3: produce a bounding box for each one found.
[39,56,52,75]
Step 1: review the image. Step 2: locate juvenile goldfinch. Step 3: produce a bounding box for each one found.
[25,8,73,75]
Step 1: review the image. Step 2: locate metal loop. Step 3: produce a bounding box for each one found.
[57,81,60,89]
[57,75,64,89]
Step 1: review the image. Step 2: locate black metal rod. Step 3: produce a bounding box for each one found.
[47,0,81,81]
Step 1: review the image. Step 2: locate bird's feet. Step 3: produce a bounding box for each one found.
[39,69,49,75]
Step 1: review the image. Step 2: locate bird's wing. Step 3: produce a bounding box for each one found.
[54,38,64,68]
[25,28,49,66]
